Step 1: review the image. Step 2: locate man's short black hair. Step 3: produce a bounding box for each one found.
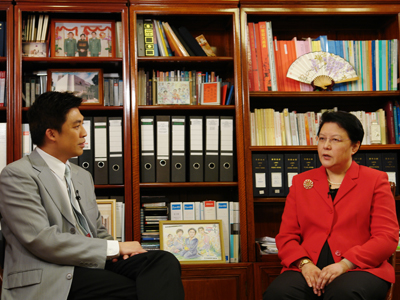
[27,91,82,147]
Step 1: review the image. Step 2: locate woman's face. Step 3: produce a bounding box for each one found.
[318,122,359,173]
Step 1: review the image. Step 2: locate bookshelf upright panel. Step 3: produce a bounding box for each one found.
[13,2,132,240]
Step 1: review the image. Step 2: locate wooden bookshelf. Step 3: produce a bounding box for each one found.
[240,2,400,299]
[0,3,13,165]
[130,2,251,299]
[13,2,133,240]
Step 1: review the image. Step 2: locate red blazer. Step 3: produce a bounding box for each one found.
[276,161,399,283]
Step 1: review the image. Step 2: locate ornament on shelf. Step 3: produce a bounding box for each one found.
[286,51,359,91]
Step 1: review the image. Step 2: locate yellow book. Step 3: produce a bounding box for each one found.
[311,40,321,52]
[155,20,169,56]
[266,108,275,146]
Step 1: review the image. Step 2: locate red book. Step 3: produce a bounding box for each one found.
[384,100,396,144]
[221,84,228,105]
[279,40,290,91]
[258,22,272,91]
[274,37,284,91]
[254,23,265,91]
[248,23,260,91]
[246,24,253,92]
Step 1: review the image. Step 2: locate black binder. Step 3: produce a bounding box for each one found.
[205,116,219,182]
[220,116,234,182]
[366,152,382,170]
[382,152,398,195]
[140,116,156,182]
[284,153,300,195]
[252,153,268,198]
[94,116,108,185]
[300,153,317,173]
[189,116,204,182]
[156,115,170,182]
[171,116,186,182]
[268,154,285,197]
[353,152,366,166]
[108,117,124,185]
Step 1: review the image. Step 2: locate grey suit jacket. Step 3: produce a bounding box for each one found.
[0,149,114,299]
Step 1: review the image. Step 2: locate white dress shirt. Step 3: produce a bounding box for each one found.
[36,147,119,259]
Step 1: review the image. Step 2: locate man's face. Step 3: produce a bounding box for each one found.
[81,35,85,40]
[68,33,74,39]
[53,107,87,163]
[92,33,96,38]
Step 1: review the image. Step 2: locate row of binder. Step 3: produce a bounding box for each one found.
[70,116,124,185]
[140,115,235,183]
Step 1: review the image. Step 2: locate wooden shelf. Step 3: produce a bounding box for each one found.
[249,91,400,98]
[250,145,400,151]
[22,57,123,63]
[140,182,238,188]
[139,105,235,110]
[138,56,234,63]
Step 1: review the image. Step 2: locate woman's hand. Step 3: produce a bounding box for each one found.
[316,261,349,291]
[301,263,323,296]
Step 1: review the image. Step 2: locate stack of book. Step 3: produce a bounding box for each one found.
[250,103,400,146]
[137,69,234,106]
[140,196,169,251]
[137,18,216,57]
[247,21,398,92]
[22,14,49,43]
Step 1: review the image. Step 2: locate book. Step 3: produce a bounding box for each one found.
[195,34,216,57]
[178,26,207,56]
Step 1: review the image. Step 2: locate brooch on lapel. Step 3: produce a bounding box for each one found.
[303,179,313,189]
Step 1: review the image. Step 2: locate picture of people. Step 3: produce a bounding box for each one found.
[52,20,115,57]
[48,69,103,105]
[157,81,190,104]
[161,221,224,263]
[77,33,89,57]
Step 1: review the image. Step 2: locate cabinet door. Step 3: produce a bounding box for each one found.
[254,261,281,300]
[181,263,253,300]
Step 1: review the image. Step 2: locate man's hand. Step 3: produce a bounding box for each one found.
[316,261,349,291]
[301,263,323,296]
[112,241,147,262]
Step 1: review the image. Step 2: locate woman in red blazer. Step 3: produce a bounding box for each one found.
[264,111,399,300]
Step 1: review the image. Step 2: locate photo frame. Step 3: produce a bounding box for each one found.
[22,42,47,57]
[96,199,117,239]
[47,69,103,105]
[159,220,225,264]
[51,20,115,58]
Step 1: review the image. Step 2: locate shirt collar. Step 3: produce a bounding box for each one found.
[36,147,69,181]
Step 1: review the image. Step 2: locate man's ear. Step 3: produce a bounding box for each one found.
[45,129,57,142]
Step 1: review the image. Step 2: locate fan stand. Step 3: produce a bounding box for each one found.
[311,79,335,91]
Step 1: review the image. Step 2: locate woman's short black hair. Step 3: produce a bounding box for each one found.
[318,110,364,144]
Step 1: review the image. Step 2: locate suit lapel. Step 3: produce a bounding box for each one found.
[312,167,332,209]
[333,161,359,205]
[29,150,76,226]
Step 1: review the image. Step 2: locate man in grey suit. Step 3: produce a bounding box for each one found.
[0,91,184,300]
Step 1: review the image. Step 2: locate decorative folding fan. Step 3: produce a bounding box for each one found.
[286,51,359,91]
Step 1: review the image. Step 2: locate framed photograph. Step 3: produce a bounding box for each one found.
[96,199,117,239]
[51,20,115,58]
[47,69,103,105]
[159,220,225,264]
[157,81,190,105]
[22,42,47,57]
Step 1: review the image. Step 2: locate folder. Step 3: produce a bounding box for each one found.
[94,117,108,185]
[108,117,124,185]
[183,202,195,220]
[268,154,285,197]
[300,153,317,173]
[189,116,204,182]
[156,115,170,182]
[382,152,398,195]
[220,116,234,182]
[140,116,156,182]
[252,153,268,197]
[205,116,220,182]
[171,116,186,182]
[79,117,94,177]
[284,153,300,196]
